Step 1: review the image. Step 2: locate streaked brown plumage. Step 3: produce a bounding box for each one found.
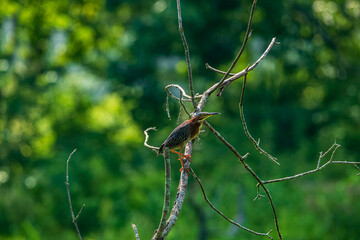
[158,112,220,170]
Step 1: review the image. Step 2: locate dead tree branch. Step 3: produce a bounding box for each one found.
[239,71,279,165]
[147,0,282,238]
[144,127,159,153]
[132,223,141,240]
[204,122,283,239]
[65,148,84,240]
[176,0,197,109]
[209,0,257,97]
[258,141,360,186]
[161,141,193,239]
[152,149,171,240]
[206,37,279,97]
[189,167,274,239]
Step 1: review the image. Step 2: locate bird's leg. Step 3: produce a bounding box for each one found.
[170,149,192,163]
[171,149,190,173]
[182,154,192,163]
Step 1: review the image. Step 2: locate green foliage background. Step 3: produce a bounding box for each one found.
[0,0,359,239]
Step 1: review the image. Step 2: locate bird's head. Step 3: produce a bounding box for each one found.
[193,112,220,122]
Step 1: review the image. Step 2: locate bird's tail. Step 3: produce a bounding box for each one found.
[158,144,164,155]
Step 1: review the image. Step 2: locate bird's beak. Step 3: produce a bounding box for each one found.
[206,112,221,116]
[203,112,221,119]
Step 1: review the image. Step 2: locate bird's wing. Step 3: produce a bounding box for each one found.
[162,124,191,149]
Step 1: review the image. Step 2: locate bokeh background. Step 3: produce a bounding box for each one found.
[1,0,359,239]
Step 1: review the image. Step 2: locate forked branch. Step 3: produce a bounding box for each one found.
[204,122,283,240]
[65,148,84,240]
[152,149,171,240]
[239,71,279,165]
[189,167,274,239]
[259,141,359,186]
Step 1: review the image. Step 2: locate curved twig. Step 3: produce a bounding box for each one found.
[153,149,171,240]
[239,70,279,165]
[165,84,194,102]
[189,167,273,239]
[208,0,257,97]
[65,148,84,240]
[144,127,159,153]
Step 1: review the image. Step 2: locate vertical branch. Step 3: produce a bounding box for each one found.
[211,0,257,96]
[176,0,197,109]
[65,148,84,240]
[161,142,193,239]
[132,224,141,240]
[152,149,171,240]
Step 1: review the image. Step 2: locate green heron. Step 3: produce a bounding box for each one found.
[158,112,220,171]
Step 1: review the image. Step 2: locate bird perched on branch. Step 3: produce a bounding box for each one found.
[158,112,220,171]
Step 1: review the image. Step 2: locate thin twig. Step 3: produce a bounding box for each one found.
[178,90,191,118]
[199,38,278,112]
[261,141,342,185]
[132,223,141,240]
[144,127,159,153]
[165,84,197,102]
[153,149,171,240]
[205,63,235,76]
[219,38,279,91]
[354,164,360,176]
[166,93,171,120]
[239,70,279,165]
[65,148,84,240]
[189,168,273,239]
[74,204,86,222]
[204,122,282,239]
[203,37,279,103]
[209,0,257,97]
[176,0,197,109]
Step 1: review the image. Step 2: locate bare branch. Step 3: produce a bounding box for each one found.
[205,63,235,76]
[223,37,279,94]
[166,93,171,120]
[178,90,191,118]
[262,141,344,185]
[153,149,171,240]
[165,84,196,102]
[203,122,282,240]
[132,223,141,240]
[144,127,159,153]
[239,71,279,165]
[65,148,84,240]
[74,204,86,222]
[330,161,360,165]
[209,0,257,96]
[354,164,360,176]
[165,85,192,121]
[161,142,193,239]
[176,0,197,109]
[199,38,278,112]
[189,168,274,239]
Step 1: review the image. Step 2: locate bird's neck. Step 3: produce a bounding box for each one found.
[190,120,203,139]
